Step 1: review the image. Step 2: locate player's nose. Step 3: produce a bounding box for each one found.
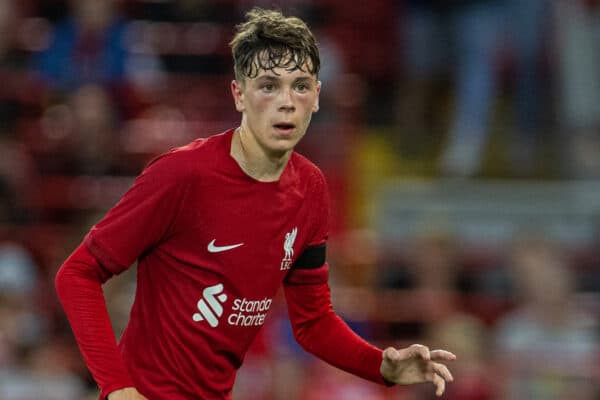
[278,87,295,111]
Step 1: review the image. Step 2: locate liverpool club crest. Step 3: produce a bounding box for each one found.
[280,227,297,270]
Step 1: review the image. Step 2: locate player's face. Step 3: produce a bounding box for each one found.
[231,60,320,157]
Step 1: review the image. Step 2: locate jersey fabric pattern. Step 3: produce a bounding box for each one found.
[83,129,331,399]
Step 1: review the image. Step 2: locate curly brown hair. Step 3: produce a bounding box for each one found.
[229,8,320,82]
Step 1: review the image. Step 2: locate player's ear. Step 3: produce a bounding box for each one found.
[231,80,245,112]
[312,80,321,113]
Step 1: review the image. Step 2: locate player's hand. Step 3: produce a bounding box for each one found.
[107,387,149,400]
[380,344,456,397]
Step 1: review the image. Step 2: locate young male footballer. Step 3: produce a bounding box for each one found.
[56,8,455,400]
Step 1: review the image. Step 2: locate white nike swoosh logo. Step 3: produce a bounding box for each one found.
[207,239,244,253]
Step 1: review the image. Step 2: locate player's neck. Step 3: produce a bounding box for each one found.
[230,127,290,182]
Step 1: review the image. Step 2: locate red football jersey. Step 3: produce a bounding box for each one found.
[88,129,331,398]
[57,129,386,399]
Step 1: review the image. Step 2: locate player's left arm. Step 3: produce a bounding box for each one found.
[283,252,455,396]
[287,169,455,394]
[283,258,386,384]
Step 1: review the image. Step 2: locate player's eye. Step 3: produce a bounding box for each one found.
[295,83,309,92]
[262,83,276,92]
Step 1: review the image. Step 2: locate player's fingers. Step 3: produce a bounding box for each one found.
[431,362,453,382]
[431,372,445,397]
[430,349,457,361]
[383,347,401,362]
[404,344,430,361]
[396,344,426,361]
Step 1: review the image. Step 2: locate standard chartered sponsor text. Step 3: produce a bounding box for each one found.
[227,297,272,326]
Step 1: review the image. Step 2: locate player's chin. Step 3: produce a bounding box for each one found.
[267,143,295,156]
[270,134,303,151]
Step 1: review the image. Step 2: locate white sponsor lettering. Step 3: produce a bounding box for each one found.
[193,284,272,328]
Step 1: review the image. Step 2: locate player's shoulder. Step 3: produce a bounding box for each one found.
[143,130,231,178]
[290,152,327,187]
[166,129,229,161]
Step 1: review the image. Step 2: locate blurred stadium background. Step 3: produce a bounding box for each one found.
[0,0,599,399]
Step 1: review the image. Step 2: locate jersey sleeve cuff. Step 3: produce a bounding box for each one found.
[368,347,396,387]
[100,380,137,400]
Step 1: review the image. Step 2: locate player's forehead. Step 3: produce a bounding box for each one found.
[252,65,316,82]
[244,48,316,80]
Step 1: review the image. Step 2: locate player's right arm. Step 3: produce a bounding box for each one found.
[55,151,190,399]
[55,243,137,399]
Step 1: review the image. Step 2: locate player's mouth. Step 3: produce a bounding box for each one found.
[273,122,296,135]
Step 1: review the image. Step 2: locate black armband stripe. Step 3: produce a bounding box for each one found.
[292,244,326,270]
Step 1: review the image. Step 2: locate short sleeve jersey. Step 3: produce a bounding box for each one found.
[84,129,330,399]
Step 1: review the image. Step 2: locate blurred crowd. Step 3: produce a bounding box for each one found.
[0,0,599,399]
